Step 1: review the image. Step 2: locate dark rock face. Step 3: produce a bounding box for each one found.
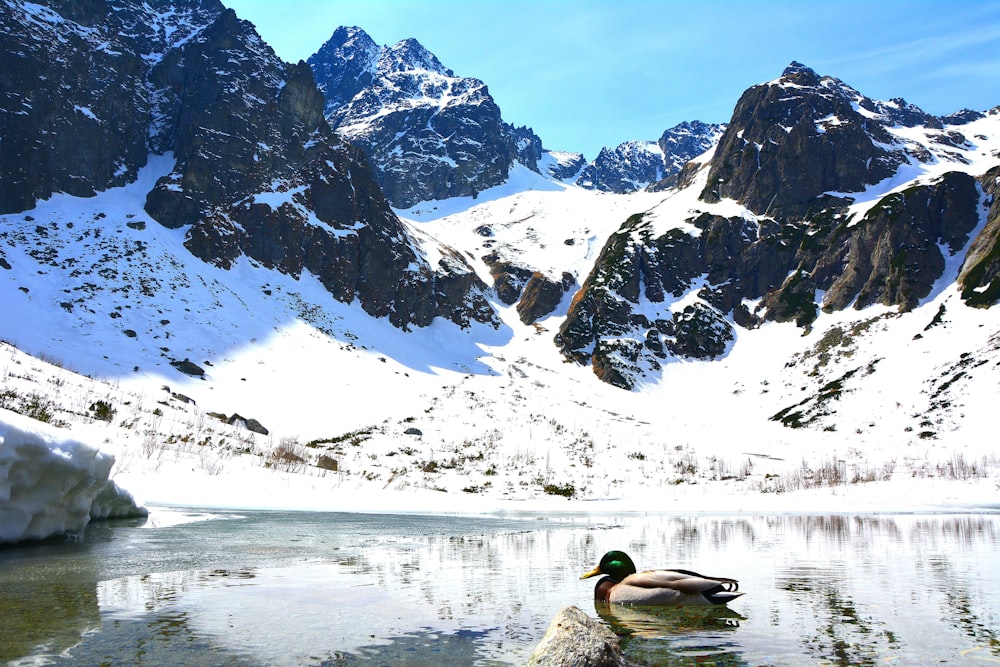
[959,165,1000,307]
[0,0,223,213]
[558,63,996,389]
[483,252,536,306]
[701,62,909,220]
[516,272,575,324]
[555,213,735,389]
[1,0,498,332]
[308,26,544,208]
[819,171,981,312]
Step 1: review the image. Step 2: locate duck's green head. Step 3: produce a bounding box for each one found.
[580,550,637,582]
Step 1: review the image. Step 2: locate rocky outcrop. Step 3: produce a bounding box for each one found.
[526,606,629,667]
[818,171,981,312]
[544,151,588,181]
[482,249,574,324]
[959,165,1000,307]
[0,0,224,213]
[555,213,735,389]
[517,272,575,324]
[308,26,544,208]
[483,252,537,306]
[1,1,498,332]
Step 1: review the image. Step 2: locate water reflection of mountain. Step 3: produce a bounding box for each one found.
[2,511,998,665]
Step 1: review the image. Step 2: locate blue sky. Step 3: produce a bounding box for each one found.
[224,1,1000,160]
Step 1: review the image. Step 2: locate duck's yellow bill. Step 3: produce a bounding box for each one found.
[580,566,602,579]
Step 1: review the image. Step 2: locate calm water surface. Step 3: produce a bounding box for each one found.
[1,508,998,666]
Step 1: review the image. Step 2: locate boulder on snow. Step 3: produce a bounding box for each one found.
[170,358,205,377]
[227,413,269,436]
[526,606,629,667]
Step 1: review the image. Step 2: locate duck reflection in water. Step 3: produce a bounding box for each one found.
[581,550,744,606]
[594,600,745,638]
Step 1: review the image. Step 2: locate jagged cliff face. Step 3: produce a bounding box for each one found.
[0,0,497,331]
[557,63,1000,389]
[308,27,544,209]
[0,0,223,213]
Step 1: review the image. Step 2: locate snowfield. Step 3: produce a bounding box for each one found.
[1,137,999,541]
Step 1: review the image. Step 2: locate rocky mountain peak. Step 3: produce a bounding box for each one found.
[701,61,908,219]
[382,37,452,77]
[780,60,822,85]
[307,26,379,113]
[579,121,725,194]
[558,62,999,389]
[309,26,544,208]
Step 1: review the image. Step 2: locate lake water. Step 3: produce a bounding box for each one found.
[1,508,998,666]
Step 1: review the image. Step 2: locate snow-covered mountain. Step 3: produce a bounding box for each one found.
[0,0,497,335]
[577,122,726,193]
[307,26,547,208]
[557,62,1000,389]
[1,2,999,528]
[308,28,725,202]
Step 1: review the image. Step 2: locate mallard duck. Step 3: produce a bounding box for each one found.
[581,550,743,606]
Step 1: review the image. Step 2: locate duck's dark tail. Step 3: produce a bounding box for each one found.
[703,579,743,605]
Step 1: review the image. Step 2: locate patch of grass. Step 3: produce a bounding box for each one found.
[307,427,376,449]
[89,399,116,422]
[542,482,576,498]
[0,389,68,426]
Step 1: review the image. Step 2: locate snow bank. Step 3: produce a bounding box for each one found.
[0,408,146,543]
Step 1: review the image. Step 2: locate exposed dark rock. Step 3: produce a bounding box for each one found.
[701,62,908,220]
[171,359,205,377]
[579,122,724,194]
[576,141,665,193]
[0,0,223,214]
[171,392,196,405]
[227,414,269,435]
[482,251,537,305]
[941,109,986,125]
[821,171,981,312]
[316,455,339,471]
[959,165,1000,307]
[556,213,736,388]
[516,272,575,324]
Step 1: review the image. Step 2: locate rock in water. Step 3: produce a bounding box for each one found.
[526,606,629,667]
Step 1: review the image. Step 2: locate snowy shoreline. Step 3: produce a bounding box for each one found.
[130,475,1000,521]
